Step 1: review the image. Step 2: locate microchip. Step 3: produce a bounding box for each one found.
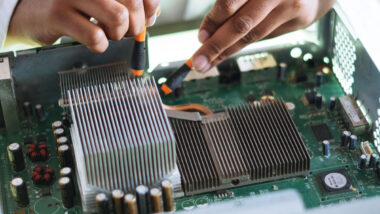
[23,136,34,144]
[262,89,274,96]
[36,133,47,142]
[41,187,51,196]
[319,170,352,194]
[311,124,333,142]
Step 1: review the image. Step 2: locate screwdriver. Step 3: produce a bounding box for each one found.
[160,58,194,95]
[131,27,147,77]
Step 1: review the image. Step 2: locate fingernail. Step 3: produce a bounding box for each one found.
[198,30,210,43]
[148,15,157,27]
[192,55,210,72]
[200,64,212,73]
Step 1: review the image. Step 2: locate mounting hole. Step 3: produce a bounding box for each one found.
[231,179,240,186]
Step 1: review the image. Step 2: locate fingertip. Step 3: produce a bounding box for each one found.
[192,54,210,72]
[198,30,210,43]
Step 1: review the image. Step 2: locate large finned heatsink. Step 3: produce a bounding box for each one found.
[170,99,310,195]
[60,63,176,211]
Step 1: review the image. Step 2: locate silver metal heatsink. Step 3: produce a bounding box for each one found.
[60,63,176,211]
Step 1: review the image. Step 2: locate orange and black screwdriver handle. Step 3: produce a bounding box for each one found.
[131,27,146,77]
[161,59,193,95]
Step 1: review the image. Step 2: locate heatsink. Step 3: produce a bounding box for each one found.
[171,99,310,195]
[60,63,176,211]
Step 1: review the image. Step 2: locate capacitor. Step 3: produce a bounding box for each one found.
[322,140,330,157]
[124,194,137,214]
[23,101,33,117]
[52,121,63,130]
[61,112,71,127]
[340,131,351,147]
[369,154,378,169]
[161,180,174,212]
[358,154,367,169]
[59,177,74,208]
[150,188,163,213]
[315,93,322,109]
[54,128,65,139]
[96,193,109,214]
[278,62,287,81]
[10,177,29,207]
[136,185,149,214]
[58,145,73,167]
[315,71,323,87]
[112,189,124,214]
[7,142,25,172]
[328,97,336,111]
[349,135,358,150]
[60,167,73,180]
[34,104,46,121]
[57,136,69,146]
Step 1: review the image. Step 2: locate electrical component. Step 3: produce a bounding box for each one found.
[311,124,333,142]
[59,177,75,209]
[53,128,65,139]
[349,135,358,150]
[34,104,46,121]
[136,185,149,214]
[338,96,369,135]
[112,190,124,214]
[40,187,51,197]
[319,170,352,194]
[150,188,163,213]
[58,145,73,167]
[124,194,137,214]
[7,142,25,172]
[358,154,367,169]
[31,166,54,185]
[278,62,287,81]
[170,99,310,195]
[360,141,373,160]
[51,121,63,130]
[369,154,378,169]
[322,140,330,157]
[329,97,336,111]
[56,136,69,146]
[304,90,317,105]
[161,180,174,212]
[96,193,109,214]
[316,72,323,87]
[10,177,29,207]
[341,131,351,147]
[60,167,73,180]
[315,93,323,109]
[27,144,48,162]
[22,101,33,117]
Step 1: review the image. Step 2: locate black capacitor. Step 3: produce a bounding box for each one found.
[52,121,63,130]
[54,128,65,139]
[59,177,74,208]
[369,154,378,169]
[10,177,29,207]
[112,190,124,214]
[58,145,73,167]
[340,131,351,147]
[96,193,109,214]
[349,135,358,150]
[316,71,323,87]
[315,93,322,109]
[278,62,287,81]
[322,140,330,157]
[358,154,367,169]
[328,97,336,111]
[7,142,25,172]
[161,180,174,212]
[23,101,33,117]
[61,112,71,127]
[60,167,73,180]
[57,136,69,146]
[34,104,46,121]
[136,185,149,214]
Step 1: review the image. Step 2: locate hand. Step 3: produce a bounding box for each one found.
[192,0,335,72]
[7,0,159,53]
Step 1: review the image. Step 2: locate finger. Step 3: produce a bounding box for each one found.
[57,9,109,53]
[209,5,294,68]
[265,19,306,39]
[144,0,160,26]
[199,0,248,43]
[118,0,145,36]
[192,0,279,72]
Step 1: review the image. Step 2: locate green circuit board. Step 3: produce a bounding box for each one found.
[0,59,378,214]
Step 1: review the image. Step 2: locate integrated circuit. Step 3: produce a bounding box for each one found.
[311,123,334,142]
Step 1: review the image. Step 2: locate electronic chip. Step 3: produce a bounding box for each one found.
[36,133,47,142]
[41,187,51,197]
[319,170,352,194]
[311,124,333,142]
[23,136,33,145]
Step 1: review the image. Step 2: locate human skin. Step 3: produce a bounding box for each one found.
[192,0,336,72]
[6,0,159,52]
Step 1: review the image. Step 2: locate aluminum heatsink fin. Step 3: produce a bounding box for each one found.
[226,100,310,180]
[170,99,310,195]
[170,119,219,193]
[201,113,250,184]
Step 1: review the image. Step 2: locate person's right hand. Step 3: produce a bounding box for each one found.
[7,0,160,53]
